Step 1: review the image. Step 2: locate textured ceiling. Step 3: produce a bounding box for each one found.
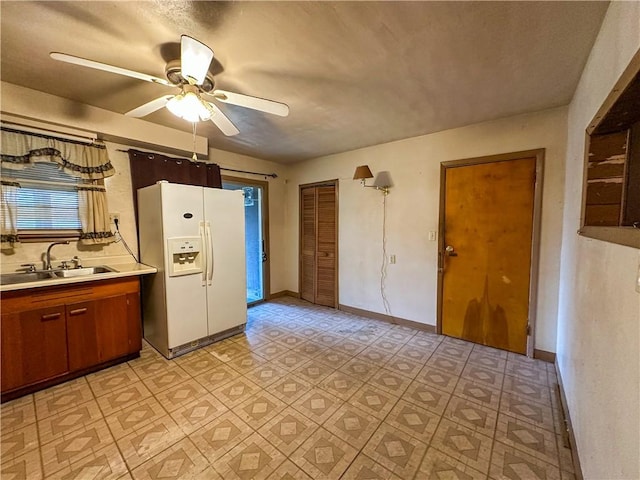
[0,1,608,163]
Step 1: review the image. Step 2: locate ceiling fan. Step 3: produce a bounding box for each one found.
[50,35,289,136]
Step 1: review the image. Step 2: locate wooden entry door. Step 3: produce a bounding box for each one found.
[439,152,542,354]
[300,182,338,307]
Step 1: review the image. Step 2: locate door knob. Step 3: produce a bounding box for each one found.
[445,245,458,257]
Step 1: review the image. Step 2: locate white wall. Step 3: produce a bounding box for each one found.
[557,2,640,478]
[285,106,567,352]
[0,87,291,296]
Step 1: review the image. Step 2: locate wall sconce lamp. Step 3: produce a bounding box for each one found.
[353,165,392,195]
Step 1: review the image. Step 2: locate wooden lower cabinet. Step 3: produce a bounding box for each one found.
[1,277,142,401]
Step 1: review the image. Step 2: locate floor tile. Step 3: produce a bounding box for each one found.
[212,432,286,480]
[38,398,104,444]
[257,406,320,456]
[252,342,291,361]
[205,339,250,362]
[131,357,181,380]
[1,422,39,464]
[415,366,460,393]
[47,443,128,480]
[87,366,141,398]
[105,397,168,440]
[116,416,185,469]
[341,453,404,480]
[427,353,467,376]
[351,385,400,420]
[384,356,423,379]
[245,362,289,388]
[318,370,364,401]
[0,447,43,479]
[339,358,380,382]
[385,398,440,443]
[468,351,507,373]
[395,344,434,363]
[495,413,559,467]
[355,347,395,365]
[453,378,501,411]
[0,395,36,434]
[291,388,343,425]
[40,418,116,477]
[141,366,192,395]
[154,378,209,413]
[500,392,555,432]
[169,393,228,435]
[269,375,314,405]
[290,428,358,479]
[418,447,487,480]
[314,349,354,369]
[211,376,262,407]
[402,380,452,416]
[96,383,154,417]
[368,368,412,396]
[176,351,223,377]
[431,418,493,474]
[505,361,549,386]
[193,363,239,392]
[35,378,94,420]
[323,403,381,449]
[130,437,208,480]
[461,364,505,390]
[490,441,561,480]
[236,391,287,429]
[444,395,498,438]
[362,422,428,479]
[502,375,552,406]
[268,459,314,479]
[189,411,254,460]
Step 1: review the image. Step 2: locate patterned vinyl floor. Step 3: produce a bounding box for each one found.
[0,296,575,479]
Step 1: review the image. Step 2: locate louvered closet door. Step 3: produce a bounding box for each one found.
[299,183,337,307]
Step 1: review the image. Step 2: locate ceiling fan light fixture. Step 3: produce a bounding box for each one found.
[181,35,214,85]
[166,90,212,123]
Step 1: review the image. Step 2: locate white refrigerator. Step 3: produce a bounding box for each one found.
[138,181,247,358]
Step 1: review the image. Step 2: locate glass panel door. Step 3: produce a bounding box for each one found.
[222,179,267,304]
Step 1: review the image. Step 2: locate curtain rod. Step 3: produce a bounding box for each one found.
[220,167,278,179]
[1,121,97,144]
[116,149,279,179]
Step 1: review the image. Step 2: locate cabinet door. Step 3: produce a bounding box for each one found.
[67,294,130,370]
[1,306,68,392]
[66,301,99,371]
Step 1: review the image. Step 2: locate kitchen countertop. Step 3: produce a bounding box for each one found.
[0,261,157,292]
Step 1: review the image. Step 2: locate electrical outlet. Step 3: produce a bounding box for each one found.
[109,213,120,224]
[390,254,396,264]
[429,231,437,241]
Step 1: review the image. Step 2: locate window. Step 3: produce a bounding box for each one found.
[1,162,82,237]
[581,50,640,248]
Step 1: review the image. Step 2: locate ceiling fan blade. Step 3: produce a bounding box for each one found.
[50,52,171,86]
[125,95,173,117]
[212,89,290,117]
[205,102,239,136]
[181,35,213,86]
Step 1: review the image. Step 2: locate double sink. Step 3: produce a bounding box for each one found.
[0,266,116,286]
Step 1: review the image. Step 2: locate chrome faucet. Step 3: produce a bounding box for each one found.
[45,241,69,270]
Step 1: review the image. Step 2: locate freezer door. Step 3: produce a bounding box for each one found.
[160,183,208,348]
[204,188,247,335]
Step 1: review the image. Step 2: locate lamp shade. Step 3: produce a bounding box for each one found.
[353,165,374,180]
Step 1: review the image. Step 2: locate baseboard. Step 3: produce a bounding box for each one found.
[555,360,584,480]
[338,304,436,333]
[268,290,300,299]
[533,349,556,363]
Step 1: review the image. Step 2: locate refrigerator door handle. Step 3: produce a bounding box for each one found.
[199,222,207,285]
[206,222,214,285]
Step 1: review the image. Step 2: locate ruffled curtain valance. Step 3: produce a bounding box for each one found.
[0,127,115,247]
[1,128,115,180]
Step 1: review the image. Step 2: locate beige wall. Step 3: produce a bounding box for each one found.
[557,2,640,478]
[285,106,567,353]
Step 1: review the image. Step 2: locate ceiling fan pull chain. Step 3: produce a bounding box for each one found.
[191,122,198,162]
